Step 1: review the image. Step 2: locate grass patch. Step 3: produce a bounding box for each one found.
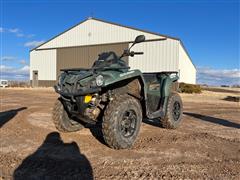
[179,83,202,94]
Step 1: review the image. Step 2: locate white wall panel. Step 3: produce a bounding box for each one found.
[30,50,56,80]
[129,39,179,72]
[38,19,161,49]
[178,43,196,84]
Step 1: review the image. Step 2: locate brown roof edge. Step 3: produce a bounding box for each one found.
[34,38,168,51]
[30,17,179,52]
[179,40,196,70]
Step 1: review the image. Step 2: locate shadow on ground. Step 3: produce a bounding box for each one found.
[222,96,240,102]
[0,107,27,128]
[184,112,240,129]
[14,132,93,179]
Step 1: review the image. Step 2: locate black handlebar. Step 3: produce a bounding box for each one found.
[129,51,144,57]
[134,52,144,55]
[120,50,144,58]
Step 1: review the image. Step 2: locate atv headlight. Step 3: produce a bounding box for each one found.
[96,75,104,86]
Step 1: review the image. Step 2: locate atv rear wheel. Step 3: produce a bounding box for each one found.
[52,98,84,132]
[161,92,183,129]
[102,94,142,149]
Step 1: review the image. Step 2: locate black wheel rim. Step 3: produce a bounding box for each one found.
[172,101,181,121]
[120,110,137,138]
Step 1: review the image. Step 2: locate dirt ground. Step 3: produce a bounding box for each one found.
[0,88,239,179]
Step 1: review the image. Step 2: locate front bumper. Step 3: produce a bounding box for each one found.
[55,85,99,124]
[54,85,101,97]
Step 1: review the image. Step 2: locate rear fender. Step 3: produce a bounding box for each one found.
[161,75,178,97]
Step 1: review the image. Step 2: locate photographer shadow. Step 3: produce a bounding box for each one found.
[14,132,93,180]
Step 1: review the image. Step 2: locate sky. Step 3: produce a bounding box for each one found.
[0,0,239,85]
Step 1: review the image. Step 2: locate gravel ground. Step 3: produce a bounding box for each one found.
[0,88,239,179]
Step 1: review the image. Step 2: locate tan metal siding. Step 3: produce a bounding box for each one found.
[57,46,89,77]
[38,19,161,50]
[56,43,128,77]
[129,39,179,72]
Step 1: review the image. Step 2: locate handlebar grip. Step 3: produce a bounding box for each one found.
[134,52,144,55]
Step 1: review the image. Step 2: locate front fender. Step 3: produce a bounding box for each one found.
[102,69,148,99]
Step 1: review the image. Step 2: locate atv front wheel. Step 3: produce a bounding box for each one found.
[52,98,84,132]
[102,94,142,149]
[161,92,183,129]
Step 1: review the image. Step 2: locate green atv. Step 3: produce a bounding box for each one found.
[52,35,183,149]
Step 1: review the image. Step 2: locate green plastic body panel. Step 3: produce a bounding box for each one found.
[77,69,178,118]
[62,67,178,100]
[144,74,178,98]
[102,69,149,100]
[161,75,178,97]
[80,69,148,97]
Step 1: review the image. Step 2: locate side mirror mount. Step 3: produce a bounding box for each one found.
[128,35,145,50]
[134,35,145,44]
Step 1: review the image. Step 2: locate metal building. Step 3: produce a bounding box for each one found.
[30,17,196,87]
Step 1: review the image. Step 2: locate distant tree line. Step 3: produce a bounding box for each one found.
[8,80,30,87]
